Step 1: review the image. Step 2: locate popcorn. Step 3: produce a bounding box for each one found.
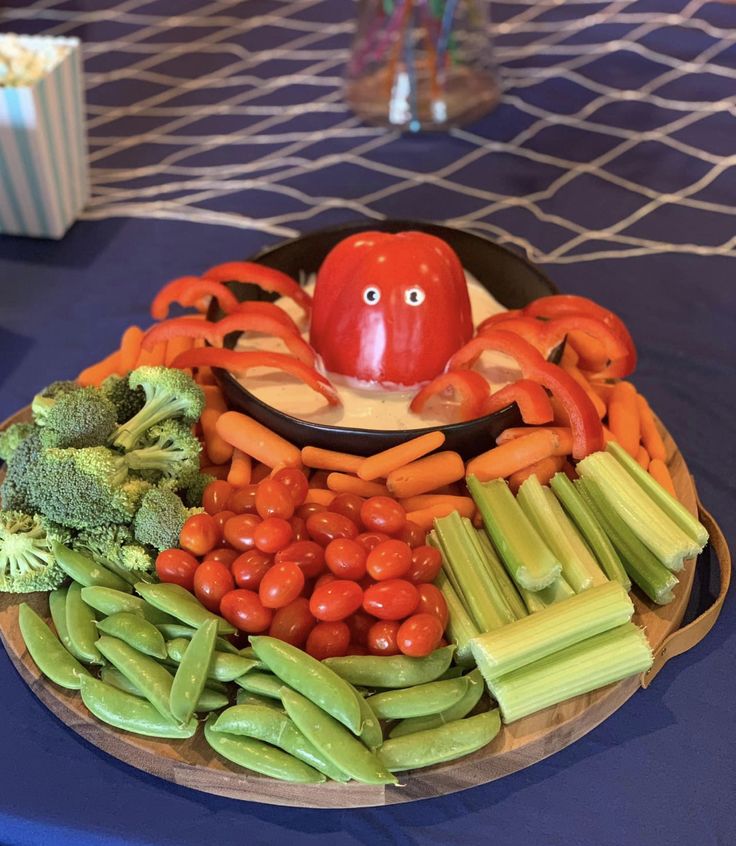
[0,33,72,87]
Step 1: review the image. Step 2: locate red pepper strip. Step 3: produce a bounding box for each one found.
[213,314,316,367]
[476,309,523,334]
[151,276,205,320]
[410,370,490,422]
[523,295,637,375]
[542,314,631,378]
[142,318,218,350]
[170,347,340,406]
[202,262,312,316]
[234,300,301,335]
[478,316,551,354]
[448,330,602,458]
[479,379,554,425]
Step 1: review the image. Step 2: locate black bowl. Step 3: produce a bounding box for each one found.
[209,220,558,461]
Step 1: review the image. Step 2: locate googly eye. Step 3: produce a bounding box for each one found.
[404,286,426,306]
[363,286,381,305]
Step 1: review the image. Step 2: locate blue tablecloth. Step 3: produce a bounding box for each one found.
[1,1,734,844]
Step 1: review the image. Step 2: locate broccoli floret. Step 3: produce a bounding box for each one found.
[0,422,36,463]
[38,387,117,449]
[26,446,146,530]
[124,419,201,483]
[73,523,155,576]
[31,380,80,426]
[179,471,216,508]
[133,486,202,552]
[0,511,69,593]
[0,431,44,512]
[100,374,146,424]
[111,367,205,452]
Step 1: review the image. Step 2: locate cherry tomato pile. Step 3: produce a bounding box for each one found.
[156,472,447,659]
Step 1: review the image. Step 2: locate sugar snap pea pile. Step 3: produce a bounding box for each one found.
[18,543,501,784]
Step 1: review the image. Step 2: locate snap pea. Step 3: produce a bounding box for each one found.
[18,603,89,690]
[166,637,257,682]
[80,675,197,739]
[96,612,167,659]
[347,682,383,751]
[438,666,465,680]
[250,636,362,735]
[204,715,325,784]
[236,690,283,709]
[66,582,104,665]
[366,675,469,720]
[281,688,397,785]
[212,704,349,782]
[96,634,175,721]
[81,586,174,625]
[156,623,239,655]
[101,666,228,712]
[51,542,131,592]
[169,619,218,724]
[49,587,86,662]
[378,709,501,772]
[323,645,455,689]
[389,668,486,738]
[234,671,289,700]
[135,582,235,635]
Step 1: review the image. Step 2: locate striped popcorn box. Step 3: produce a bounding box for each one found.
[0,34,89,239]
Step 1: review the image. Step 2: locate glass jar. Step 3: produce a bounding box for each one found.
[345,0,500,132]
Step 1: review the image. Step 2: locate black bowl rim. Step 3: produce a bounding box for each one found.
[209,219,559,440]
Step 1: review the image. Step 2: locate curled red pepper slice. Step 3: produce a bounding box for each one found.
[479,379,554,425]
[410,370,490,422]
[233,300,301,335]
[542,314,631,378]
[476,309,523,334]
[478,316,551,354]
[151,278,240,320]
[170,347,340,407]
[448,330,602,458]
[524,294,636,375]
[203,261,311,316]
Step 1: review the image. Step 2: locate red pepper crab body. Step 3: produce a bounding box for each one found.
[310,231,473,387]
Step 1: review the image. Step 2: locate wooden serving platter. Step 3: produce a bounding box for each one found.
[0,406,701,808]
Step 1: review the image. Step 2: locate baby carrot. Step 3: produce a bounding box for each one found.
[77,350,123,387]
[589,381,616,406]
[636,445,650,470]
[358,431,446,481]
[136,340,167,368]
[608,381,640,458]
[406,503,462,531]
[466,429,560,482]
[496,426,572,446]
[305,489,335,506]
[326,474,389,498]
[216,411,301,469]
[201,386,233,465]
[227,448,252,487]
[119,326,144,373]
[602,425,618,445]
[399,495,475,519]
[301,447,364,475]
[567,330,608,372]
[563,363,606,419]
[387,451,465,499]
[649,458,676,498]
[164,335,195,368]
[636,394,666,462]
[508,455,565,494]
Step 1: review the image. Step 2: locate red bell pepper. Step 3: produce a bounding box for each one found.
[448,329,602,458]
[409,370,490,422]
[170,348,340,406]
[310,231,473,386]
[151,278,240,320]
[479,379,554,425]
[202,261,311,316]
[523,294,637,375]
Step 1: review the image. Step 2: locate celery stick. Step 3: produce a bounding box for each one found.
[470,581,634,681]
[550,472,631,589]
[576,478,678,605]
[518,586,547,614]
[467,476,561,591]
[491,623,653,723]
[577,452,701,570]
[607,442,708,548]
[475,530,528,619]
[461,519,517,626]
[517,476,608,593]
[536,575,576,605]
[435,571,478,668]
[434,512,509,632]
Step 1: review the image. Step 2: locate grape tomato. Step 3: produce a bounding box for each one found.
[365,539,412,581]
[329,493,364,524]
[274,540,325,578]
[194,560,235,613]
[223,513,261,552]
[396,613,444,657]
[227,485,258,515]
[309,579,363,621]
[362,579,419,621]
[258,561,305,609]
[366,620,401,656]
[230,550,272,590]
[325,538,367,580]
[202,480,234,515]
[155,549,199,592]
[305,621,350,660]
[406,545,442,583]
[271,467,309,506]
[253,517,293,554]
[219,589,272,633]
[255,479,295,521]
[416,583,448,627]
[360,496,406,535]
[179,513,220,556]
[306,511,359,546]
[268,597,315,648]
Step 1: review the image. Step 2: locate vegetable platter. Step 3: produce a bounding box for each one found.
[0,406,726,808]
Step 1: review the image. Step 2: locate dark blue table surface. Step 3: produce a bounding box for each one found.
[1,1,734,844]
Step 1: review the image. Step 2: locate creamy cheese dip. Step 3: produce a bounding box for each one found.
[234,276,521,431]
